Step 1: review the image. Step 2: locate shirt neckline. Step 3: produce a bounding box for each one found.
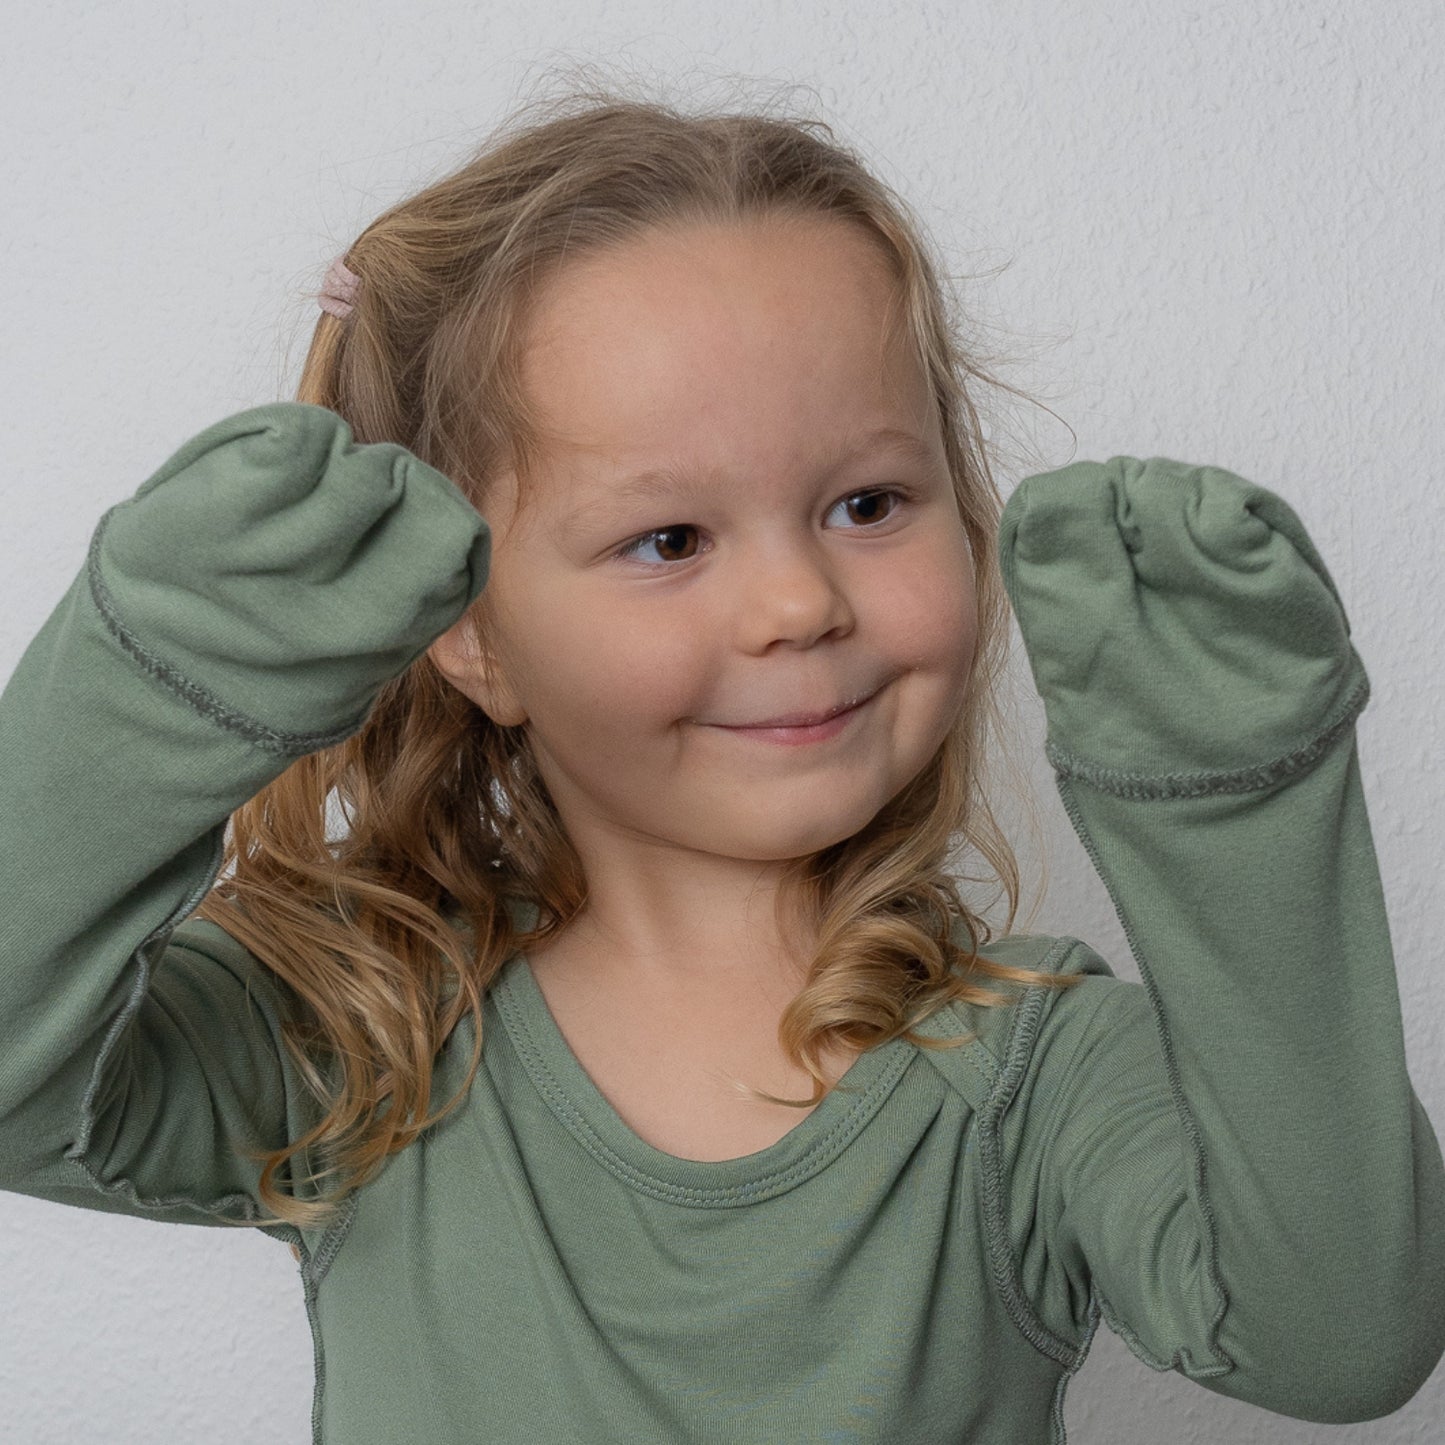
[490,951,917,1207]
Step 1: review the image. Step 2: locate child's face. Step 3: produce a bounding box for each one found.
[430,215,977,875]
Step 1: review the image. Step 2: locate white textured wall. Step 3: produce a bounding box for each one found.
[2,2,1441,1441]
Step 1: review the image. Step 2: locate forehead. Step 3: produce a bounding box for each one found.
[516,217,928,461]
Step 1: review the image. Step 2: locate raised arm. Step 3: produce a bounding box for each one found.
[0,404,489,1244]
[997,456,1445,1423]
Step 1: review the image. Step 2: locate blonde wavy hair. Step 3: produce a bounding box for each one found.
[194,66,1085,1233]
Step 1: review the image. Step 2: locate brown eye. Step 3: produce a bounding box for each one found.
[840,489,902,526]
[609,522,701,567]
[611,488,910,569]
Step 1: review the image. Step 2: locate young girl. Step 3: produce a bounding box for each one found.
[2,85,1442,1444]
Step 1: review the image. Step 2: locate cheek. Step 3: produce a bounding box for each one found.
[883,546,978,674]
[532,602,703,728]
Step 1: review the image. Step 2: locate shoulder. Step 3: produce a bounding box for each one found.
[912,926,1147,1111]
[974,929,1113,981]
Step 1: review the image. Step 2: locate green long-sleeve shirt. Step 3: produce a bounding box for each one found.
[2,403,1442,1443]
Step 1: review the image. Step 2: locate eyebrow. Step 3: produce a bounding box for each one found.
[564,426,939,531]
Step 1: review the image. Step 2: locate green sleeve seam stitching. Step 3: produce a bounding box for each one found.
[974,934,1095,1370]
[1044,668,1370,799]
[85,504,365,758]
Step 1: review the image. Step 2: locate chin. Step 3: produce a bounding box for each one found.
[717,807,890,863]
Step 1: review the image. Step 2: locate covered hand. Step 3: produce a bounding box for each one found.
[997,456,1370,785]
[90,402,492,745]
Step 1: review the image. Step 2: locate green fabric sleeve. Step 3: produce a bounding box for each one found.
[997,456,1445,1424]
[0,403,490,1242]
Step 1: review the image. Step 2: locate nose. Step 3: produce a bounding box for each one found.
[732,537,857,649]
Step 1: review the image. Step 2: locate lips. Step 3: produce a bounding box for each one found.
[722,685,879,729]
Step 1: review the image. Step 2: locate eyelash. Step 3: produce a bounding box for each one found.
[608,487,915,569]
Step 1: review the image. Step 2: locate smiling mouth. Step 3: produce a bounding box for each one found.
[719,686,879,730]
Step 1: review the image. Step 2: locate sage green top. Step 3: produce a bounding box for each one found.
[2,403,1442,1443]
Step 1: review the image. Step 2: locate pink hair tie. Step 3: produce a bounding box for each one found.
[318,256,361,318]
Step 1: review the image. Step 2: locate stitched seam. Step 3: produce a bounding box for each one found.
[493,979,913,1206]
[86,505,365,757]
[907,999,1001,1099]
[1044,670,1369,798]
[975,935,1093,1370]
[304,1259,328,1445]
[301,1192,356,1445]
[1048,1292,1103,1445]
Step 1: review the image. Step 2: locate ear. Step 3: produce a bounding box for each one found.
[427,616,529,727]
